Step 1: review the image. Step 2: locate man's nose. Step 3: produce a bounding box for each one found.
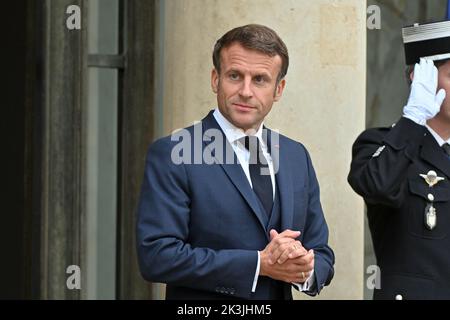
[238,77,253,99]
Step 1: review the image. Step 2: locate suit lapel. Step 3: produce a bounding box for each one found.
[201,111,268,231]
[420,133,450,179]
[265,129,294,231]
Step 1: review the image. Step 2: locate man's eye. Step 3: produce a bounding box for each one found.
[254,76,265,83]
[229,73,239,80]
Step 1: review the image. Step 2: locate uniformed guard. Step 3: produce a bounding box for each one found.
[348,20,450,300]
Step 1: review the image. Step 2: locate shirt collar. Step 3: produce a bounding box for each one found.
[425,124,450,147]
[213,108,266,147]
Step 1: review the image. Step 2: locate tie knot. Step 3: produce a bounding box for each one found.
[242,135,269,166]
[443,143,450,156]
[243,135,260,153]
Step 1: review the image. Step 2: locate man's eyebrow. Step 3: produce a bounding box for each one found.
[252,71,272,79]
[255,71,271,76]
[224,68,272,79]
[225,68,242,73]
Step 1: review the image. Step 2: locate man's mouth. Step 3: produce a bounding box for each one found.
[233,103,254,110]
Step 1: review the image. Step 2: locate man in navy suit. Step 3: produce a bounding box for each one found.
[137,24,334,300]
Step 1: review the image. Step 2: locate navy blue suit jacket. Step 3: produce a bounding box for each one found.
[137,111,334,299]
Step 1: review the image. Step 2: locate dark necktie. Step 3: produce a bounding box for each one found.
[243,136,273,217]
[443,143,450,160]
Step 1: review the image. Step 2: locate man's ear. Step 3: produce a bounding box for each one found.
[273,78,286,102]
[410,70,414,83]
[211,68,219,94]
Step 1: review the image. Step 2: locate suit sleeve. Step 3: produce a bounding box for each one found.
[136,138,258,299]
[347,117,427,208]
[300,146,335,295]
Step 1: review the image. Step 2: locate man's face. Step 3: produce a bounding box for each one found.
[211,42,286,132]
[437,60,450,121]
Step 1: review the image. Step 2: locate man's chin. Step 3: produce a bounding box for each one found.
[231,119,256,131]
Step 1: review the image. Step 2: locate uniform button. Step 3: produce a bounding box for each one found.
[230,288,235,295]
[395,294,403,300]
[428,194,435,201]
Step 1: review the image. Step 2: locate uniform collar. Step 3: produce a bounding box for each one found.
[425,124,450,147]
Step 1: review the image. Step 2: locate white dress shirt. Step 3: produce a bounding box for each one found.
[213,109,314,294]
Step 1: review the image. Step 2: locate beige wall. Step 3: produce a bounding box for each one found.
[155,0,366,299]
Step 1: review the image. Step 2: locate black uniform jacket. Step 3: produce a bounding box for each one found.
[348,117,450,300]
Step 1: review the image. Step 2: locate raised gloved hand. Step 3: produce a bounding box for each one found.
[403,58,446,125]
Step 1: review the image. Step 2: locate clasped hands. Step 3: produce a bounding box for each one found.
[259,229,314,284]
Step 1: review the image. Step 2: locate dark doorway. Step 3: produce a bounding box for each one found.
[1,0,156,299]
[1,0,33,299]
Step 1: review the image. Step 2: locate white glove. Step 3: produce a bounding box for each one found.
[403,58,446,125]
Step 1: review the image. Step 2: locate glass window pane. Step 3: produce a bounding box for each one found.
[86,0,119,300]
[88,0,119,55]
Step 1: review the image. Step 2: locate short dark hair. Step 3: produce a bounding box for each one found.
[405,58,450,85]
[212,24,289,84]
